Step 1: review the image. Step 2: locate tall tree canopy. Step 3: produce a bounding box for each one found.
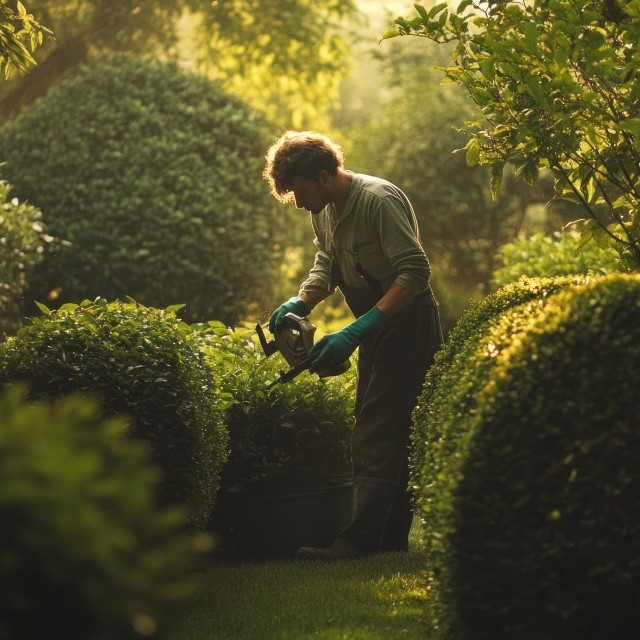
[0,0,356,127]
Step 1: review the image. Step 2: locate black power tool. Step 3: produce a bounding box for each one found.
[255,313,350,387]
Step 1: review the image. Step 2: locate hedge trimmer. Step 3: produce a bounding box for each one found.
[255,313,350,387]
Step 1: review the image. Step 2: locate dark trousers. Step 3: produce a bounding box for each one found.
[339,293,443,553]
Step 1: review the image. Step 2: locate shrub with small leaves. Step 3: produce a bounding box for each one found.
[194,321,356,493]
[412,275,589,471]
[411,274,591,637]
[0,54,285,324]
[413,274,640,639]
[0,299,227,528]
[492,230,623,287]
[0,386,197,640]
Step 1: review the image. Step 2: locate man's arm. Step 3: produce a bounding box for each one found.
[374,282,416,319]
[299,288,331,312]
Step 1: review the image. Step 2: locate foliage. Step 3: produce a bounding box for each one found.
[0,0,357,128]
[193,321,356,495]
[347,36,581,330]
[0,0,51,78]
[195,0,358,129]
[0,54,284,325]
[0,385,197,640]
[411,274,590,635]
[0,178,49,334]
[387,0,640,269]
[0,298,227,528]
[412,273,640,638]
[493,229,623,287]
[411,274,588,486]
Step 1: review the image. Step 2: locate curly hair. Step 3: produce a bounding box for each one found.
[263,130,344,204]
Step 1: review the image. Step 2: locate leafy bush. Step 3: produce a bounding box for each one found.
[412,275,588,468]
[0,179,49,335]
[413,274,640,639]
[492,230,623,287]
[0,386,196,640]
[0,54,285,325]
[411,274,590,637]
[194,321,356,495]
[0,299,227,528]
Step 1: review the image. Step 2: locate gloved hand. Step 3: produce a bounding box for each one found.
[310,306,389,370]
[269,296,311,333]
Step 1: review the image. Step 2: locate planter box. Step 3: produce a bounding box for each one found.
[211,479,354,558]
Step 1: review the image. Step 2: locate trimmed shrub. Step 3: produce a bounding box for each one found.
[411,275,591,638]
[0,299,227,528]
[194,321,356,494]
[412,275,589,472]
[493,229,623,287]
[0,179,48,335]
[0,386,196,640]
[413,274,640,639]
[0,54,284,325]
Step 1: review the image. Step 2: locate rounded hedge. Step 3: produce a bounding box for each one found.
[0,299,227,528]
[0,386,195,640]
[194,321,356,494]
[412,275,589,484]
[0,54,284,325]
[414,274,640,639]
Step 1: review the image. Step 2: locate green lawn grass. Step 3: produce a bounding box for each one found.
[170,523,431,640]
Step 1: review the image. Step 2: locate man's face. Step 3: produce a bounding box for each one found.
[289,175,330,215]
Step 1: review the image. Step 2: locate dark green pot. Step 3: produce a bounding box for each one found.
[211,479,354,558]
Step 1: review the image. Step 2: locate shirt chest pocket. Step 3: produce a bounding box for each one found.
[348,239,382,271]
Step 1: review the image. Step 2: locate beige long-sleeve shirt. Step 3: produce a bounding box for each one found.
[299,172,431,299]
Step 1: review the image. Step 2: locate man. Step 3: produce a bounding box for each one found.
[264,131,443,560]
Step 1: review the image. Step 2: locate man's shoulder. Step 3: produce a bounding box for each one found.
[353,172,395,194]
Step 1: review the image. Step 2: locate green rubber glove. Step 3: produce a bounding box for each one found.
[269,296,311,333]
[310,306,389,370]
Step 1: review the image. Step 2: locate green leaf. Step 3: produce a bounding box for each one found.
[165,304,186,314]
[414,4,429,21]
[465,139,480,166]
[381,29,401,40]
[34,301,52,316]
[620,118,640,136]
[428,2,448,19]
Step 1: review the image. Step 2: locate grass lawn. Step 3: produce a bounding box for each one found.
[169,523,431,640]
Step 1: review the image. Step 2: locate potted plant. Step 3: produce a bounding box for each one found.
[193,321,356,557]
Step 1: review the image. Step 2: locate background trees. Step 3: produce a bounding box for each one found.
[388,0,640,271]
[0,0,357,129]
[342,32,580,327]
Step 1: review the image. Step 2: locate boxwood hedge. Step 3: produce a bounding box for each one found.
[413,274,640,639]
[194,321,356,493]
[0,386,195,640]
[412,275,589,483]
[0,299,227,528]
[0,54,284,325]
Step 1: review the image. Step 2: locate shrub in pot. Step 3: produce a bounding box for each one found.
[413,273,640,639]
[0,299,227,528]
[0,386,196,640]
[194,321,357,554]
